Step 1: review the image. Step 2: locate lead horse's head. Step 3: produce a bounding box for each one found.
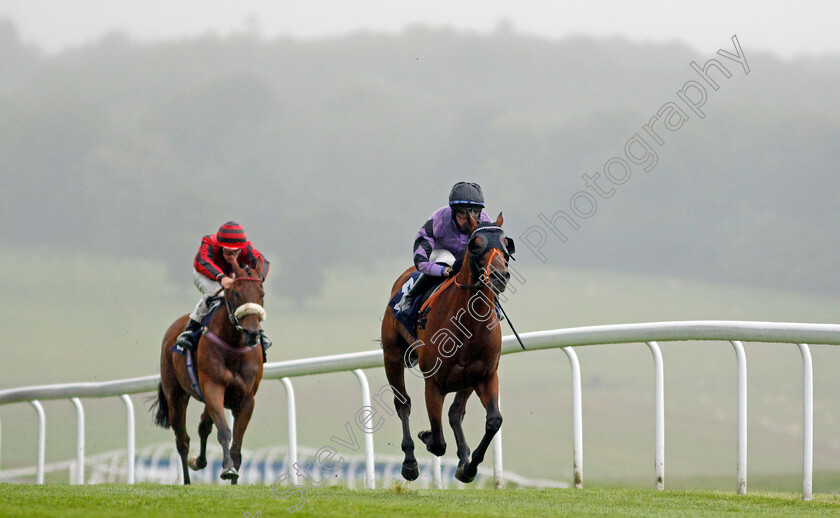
[225,260,266,348]
[467,213,515,294]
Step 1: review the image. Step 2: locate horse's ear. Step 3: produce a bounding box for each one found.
[255,258,264,278]
[495,212,504,227]
[467,211,479,234]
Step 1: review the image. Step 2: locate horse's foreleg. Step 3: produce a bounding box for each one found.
[383,346,418,481]
[202,382,237,481]
[462,373,502,483]
[420,380,446,457]
[168,388,192,485]
[188,409,213,471]
[229,396,255,486]
[449,389,473,481]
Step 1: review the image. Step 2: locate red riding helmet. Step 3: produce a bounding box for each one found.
[217,221,248,250]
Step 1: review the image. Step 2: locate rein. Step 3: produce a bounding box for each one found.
[455,242,527,350]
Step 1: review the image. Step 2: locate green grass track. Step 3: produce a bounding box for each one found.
[3,484,840,517]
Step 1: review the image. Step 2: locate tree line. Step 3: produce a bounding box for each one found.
[1,20,838,298]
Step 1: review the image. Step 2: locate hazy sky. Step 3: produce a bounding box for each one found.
[0,0,838,58]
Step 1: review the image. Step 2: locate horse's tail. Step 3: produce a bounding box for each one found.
[150,382,171,429]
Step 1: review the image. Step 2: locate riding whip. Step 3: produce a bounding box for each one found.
[497,303,526,350]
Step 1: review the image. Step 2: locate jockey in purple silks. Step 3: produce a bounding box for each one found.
[404,182,493,304]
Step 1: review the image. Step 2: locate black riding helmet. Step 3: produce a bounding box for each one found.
[448,182,485,208]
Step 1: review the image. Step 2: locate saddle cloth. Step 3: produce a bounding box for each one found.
[171,297,222,356]
[388,272,441,339]
[171,297,223,402]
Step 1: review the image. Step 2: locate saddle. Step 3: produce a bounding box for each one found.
[171,297,223,356]
[389,271,503,340]
[389,272,448,339]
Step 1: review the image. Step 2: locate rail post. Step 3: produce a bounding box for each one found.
[280,377,298,486]
[352,369,376,489]
[797,343,813,501]
[120,394,135,484]
[646,341,665,490]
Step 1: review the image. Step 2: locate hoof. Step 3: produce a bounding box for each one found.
[220,466,239,481]
[188,457,206,471]
[402,460,419,481]
[417,430,432,445]
[417,430,445,456]
[426,441,446,457]
[455,464,476,484]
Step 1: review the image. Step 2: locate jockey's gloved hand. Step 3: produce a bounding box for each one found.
[450,259,463,275]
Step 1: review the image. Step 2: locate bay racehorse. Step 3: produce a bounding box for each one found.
[382,212,513,483]
[151,259,266,484]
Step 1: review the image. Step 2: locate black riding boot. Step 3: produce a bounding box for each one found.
[260,330,272,363]
[175,319,202,352]
[405,273,440,304]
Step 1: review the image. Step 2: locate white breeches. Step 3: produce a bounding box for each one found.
[429,249,456,266]
[189,269,223,322]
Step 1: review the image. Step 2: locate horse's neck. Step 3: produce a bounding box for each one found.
[209,302,238,345]
[454,250,483,292]
[452,259,497,331]
[455,249,473,286]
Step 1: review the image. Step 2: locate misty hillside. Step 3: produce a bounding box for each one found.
[1,19,839,299]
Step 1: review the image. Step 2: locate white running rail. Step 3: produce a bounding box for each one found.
[2,320,840,500]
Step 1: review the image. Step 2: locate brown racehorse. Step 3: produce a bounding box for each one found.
[382,212,513,483]
[151,259,266,485]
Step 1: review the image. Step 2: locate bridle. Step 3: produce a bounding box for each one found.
[456,226,512,290]
[223,276,266,334]
[454,225,526,350]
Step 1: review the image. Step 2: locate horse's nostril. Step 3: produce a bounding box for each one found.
[492,271,509,284]
[243,330,259,346]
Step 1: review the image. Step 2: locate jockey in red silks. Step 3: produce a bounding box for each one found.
[402,182,492,304]
[175,221,272,360]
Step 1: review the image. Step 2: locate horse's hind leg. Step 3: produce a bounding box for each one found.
[167,387,192,485]
[229,395,255,486]
[188,409,213,471]
[383,340,419,481]
[461,373,502,483]
[419,381,447,457]
[449,389,473,482]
